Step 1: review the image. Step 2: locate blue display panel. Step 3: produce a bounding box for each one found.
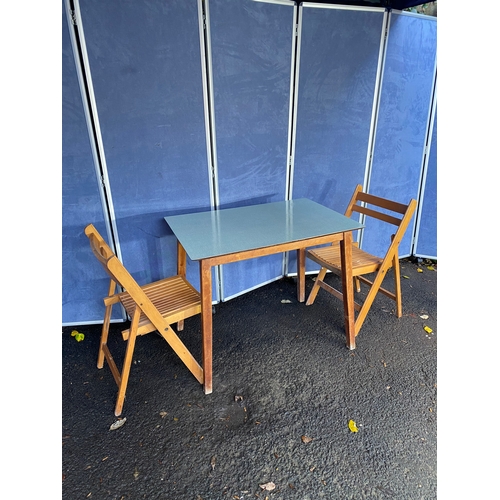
[63,2,438,322]
[77,0,212,291]
[290,5,385,273]
[207,0,295,299]
[414,105,437,259]
[62,1,120,324]
[365,12,437,258]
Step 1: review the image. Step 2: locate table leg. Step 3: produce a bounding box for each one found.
[297,248,306,302]
[340,231,356,350]
[177,241,187,277]
[177,242,187,331]
[200,260,213,394]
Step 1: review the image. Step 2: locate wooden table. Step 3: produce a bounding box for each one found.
[165,198,363,394]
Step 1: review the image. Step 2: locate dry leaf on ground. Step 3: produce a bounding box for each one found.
[109,418,126,431]
[71,330,85,342]
[259,482,276,491]
[301,435,313,443]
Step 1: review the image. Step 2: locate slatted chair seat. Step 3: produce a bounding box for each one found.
[309,244,383,275]
[85,224,203,416]
[118,275,201,339]
[306,184,417,347]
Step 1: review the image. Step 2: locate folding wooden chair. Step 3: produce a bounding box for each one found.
[306,185,417,344]
[85,224,203,416]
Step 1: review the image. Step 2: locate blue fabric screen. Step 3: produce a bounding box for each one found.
[414,106,437,258]
[62,3,437,323]
[77,0,212,292]
[208,0,295,299]
[62,1,120,324]
[365,12,437,258]
[289,5,385,273]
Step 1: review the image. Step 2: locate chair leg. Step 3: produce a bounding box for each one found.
[98,280,117,369]
[306,267,328,306]
[98,303,113,369]
[354,254,397,335]
[114,307,140,417]
[392,250,402,318]
[352,242,361,293]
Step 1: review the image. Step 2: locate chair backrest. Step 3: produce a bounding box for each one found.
[345,184,417,256]
[85,224,162,323]
[85,224,124,286]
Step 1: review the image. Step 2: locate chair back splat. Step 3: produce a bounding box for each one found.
[305,185,417,348]
[84,224,202,416]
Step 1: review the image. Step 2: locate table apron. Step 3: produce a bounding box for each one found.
[196,232,347,267]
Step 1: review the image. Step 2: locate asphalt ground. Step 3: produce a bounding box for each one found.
[62,257,437,499]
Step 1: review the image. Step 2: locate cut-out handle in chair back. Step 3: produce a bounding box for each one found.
[85,224,203,416]
[306,185,417,348]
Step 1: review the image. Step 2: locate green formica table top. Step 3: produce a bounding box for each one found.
[165,198,363,261]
